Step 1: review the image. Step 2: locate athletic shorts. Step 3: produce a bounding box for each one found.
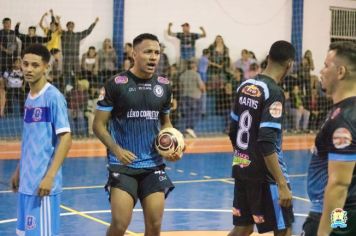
[301,211,321,236]
[16,193,60,236]
[232,179,294,234]
[105,164,175,204]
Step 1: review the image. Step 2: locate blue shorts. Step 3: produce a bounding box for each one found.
[16,193,60,236]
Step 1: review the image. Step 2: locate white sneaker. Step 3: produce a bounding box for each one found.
[185,128,197,138]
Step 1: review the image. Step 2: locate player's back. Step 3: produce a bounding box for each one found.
[231,74,286,182]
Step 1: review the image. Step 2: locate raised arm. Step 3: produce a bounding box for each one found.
[199,26,206,38]
[79,17,99,40]
[39,12,48,33]
[167,22,175,37]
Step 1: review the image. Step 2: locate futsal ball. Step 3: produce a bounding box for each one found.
[155,127,185,159]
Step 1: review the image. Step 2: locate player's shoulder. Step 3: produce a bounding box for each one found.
[44,83,65,100]
[155,75,170,85]
[333,97,356,124]
[106,71,131,87]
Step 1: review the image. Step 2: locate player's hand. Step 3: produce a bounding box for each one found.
[11,169,20,192]
[113,146,136,165]
[168,22,173,27]
[278,184,292,207]
[165,151,182,162]
[95,17,99,24]
[38,175,54,196]
[164,143,185,162]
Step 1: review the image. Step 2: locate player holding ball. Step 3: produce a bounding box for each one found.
[93,33,183,236]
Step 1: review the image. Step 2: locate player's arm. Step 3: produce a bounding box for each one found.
[160,113,173,129]
[167,22,176,37]
[93,110,136,165]
[11,164,20,192]
[317,158,355,236]
[38,132,72,197]
[258,127,292,207]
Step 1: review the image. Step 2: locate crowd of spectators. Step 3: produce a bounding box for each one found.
[0,14,332,137]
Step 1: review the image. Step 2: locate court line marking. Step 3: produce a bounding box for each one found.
[0,175,308,194]
[0,208,308,224]
[60,204,139,236]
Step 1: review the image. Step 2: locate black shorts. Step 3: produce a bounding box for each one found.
[105,164,175,204]
[301,211,321,236]
[233,179,294,234]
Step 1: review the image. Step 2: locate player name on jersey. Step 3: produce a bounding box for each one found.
[126,110,160,120]
[239,96,259,110]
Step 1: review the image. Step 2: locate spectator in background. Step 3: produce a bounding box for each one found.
[68,79,89,136]
[156,43,170,76]
[198,48,209,116]
[234,49,255,81]
[290,84,310,133]
[82,46,99,98]
[207,35,230,115]
[85,88,99,137]
[167,22,206,71]
[3,58,24,115]
[123,42,134,68]
[0,75,5,117]
[179,60,206,138]
[221,66,243,133]
[168,63,180,127]
[61,17,99,86]
[48,48,63,91]
[15,23,51,55]
[298,49,315,98]
[39,9,62,51]
[245,62,260,80]
[98,38,117,84]
[0,18,18,72]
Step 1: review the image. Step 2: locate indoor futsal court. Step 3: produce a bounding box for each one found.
[0,135,313,236]
[1,0,355,235]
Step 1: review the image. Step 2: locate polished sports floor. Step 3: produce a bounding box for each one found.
[0,135,314,236]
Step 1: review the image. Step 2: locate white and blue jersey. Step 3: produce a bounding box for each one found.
[19,83,70,196]
[97,71,172,169]
[307,96,356,213]
[230,75,289,183]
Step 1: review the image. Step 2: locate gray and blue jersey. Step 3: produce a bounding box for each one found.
[97,71,172,169]
[230,75,289,183]
[19,83,70,195]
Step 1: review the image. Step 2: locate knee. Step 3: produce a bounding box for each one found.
[145,219,162,234]
[109,221,128,235]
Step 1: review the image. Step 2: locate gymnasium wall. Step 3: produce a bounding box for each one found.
[0,0,355,73]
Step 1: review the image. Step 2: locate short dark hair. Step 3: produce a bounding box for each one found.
[187,60,196,70]
[329,41,356,71]
[133,33,159,48]
[268,40,295,65]
[28,26,36,31]
[66,21,74,27]
[2,18,11,24]
[22,44,51,63]
[50,48,60,55]
[202,48,209,55]
[89,46,96,50]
